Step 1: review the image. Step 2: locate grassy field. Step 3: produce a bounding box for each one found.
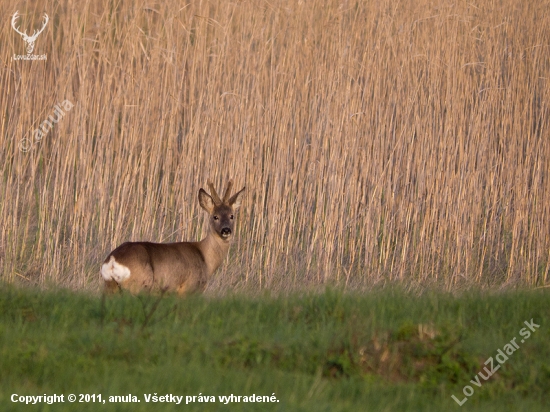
[0,286,548,411]
[2,2,549,410]
[1,0,550,291]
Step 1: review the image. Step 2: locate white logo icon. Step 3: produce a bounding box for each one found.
[11,11,49,55]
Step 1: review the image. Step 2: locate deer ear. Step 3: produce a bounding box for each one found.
[198,189,215,214]
[228,187,245,211]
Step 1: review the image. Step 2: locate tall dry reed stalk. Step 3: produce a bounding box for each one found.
[1,0,549,292]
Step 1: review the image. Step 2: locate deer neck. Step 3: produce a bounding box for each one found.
[197,229,231,277]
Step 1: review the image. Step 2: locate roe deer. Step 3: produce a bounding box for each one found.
[101,180,245,294]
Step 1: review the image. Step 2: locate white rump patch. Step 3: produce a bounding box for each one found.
[101,256,131,283]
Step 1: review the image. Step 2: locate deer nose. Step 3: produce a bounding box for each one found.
[221,228,232,237]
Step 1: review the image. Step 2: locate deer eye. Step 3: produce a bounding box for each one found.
[213,216,219,220]
[230,215,234,219]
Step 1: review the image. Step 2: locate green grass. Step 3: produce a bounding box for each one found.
[0,286,548,411]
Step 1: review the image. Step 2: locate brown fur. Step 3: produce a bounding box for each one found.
[101,180,245,295]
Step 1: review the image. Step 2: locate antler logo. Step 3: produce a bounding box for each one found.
[11,11,49,55]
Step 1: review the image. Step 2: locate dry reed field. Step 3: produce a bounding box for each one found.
[1,0,549,292]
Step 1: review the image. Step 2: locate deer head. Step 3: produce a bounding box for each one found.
[12,11,49,55]
[198,179,245,241]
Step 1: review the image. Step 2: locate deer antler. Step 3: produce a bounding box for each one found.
[28,13,49,41]
[11,11,27,38]
[207,180,223,205]
[222,180,234,203]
